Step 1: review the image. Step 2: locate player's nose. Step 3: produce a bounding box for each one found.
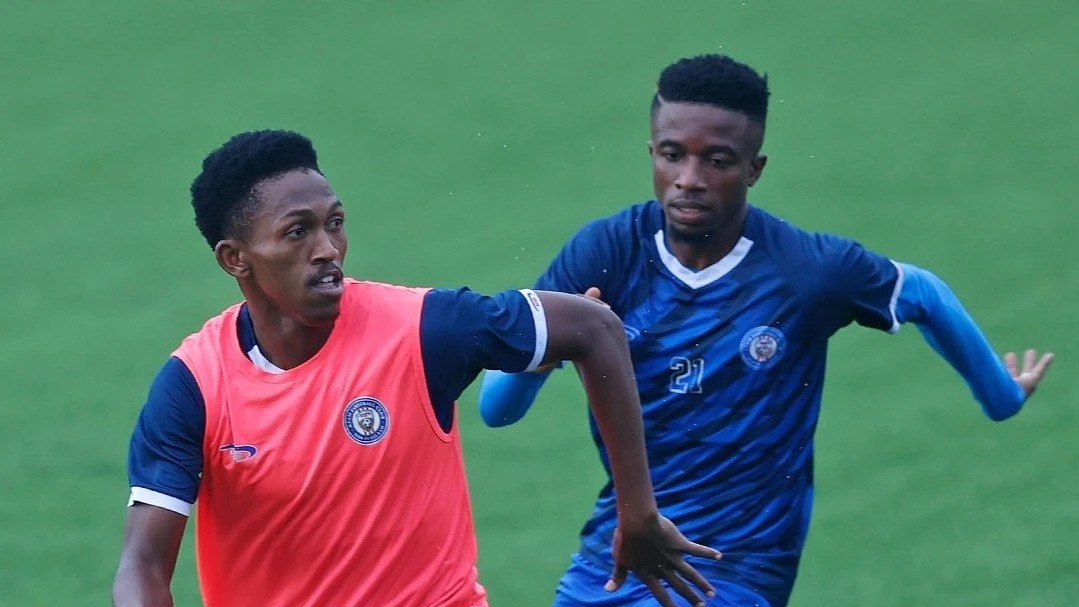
[674,157,706,191]
[312,228,341,262]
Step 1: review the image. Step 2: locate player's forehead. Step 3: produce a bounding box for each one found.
[651,101,759,151]
[252,169,340,220]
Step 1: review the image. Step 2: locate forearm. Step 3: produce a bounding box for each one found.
[112,558,174,607]
[896,263,1025,420]
[571,318,657,522]
[536,291,658,522]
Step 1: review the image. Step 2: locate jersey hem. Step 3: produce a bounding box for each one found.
[518,289,548,371]
[128,487,193,517]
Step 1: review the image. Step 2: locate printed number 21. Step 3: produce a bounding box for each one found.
[669,356,705,394]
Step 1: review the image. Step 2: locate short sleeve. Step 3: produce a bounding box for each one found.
[419,288,545,429]
[818,233,903,334]
[126,356,206,516]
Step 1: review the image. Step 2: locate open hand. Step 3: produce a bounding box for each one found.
[1004,349,1054,398]
[607,514,722,607]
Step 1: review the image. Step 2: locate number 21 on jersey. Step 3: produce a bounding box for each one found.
[669,356,704,394]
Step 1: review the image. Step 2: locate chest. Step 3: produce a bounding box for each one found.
[200,352,449,505]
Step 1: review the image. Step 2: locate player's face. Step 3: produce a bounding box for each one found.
[650,102,767,239]
[228,169,349,326]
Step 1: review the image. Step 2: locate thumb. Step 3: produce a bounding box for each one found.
[584,287,602,299]
[605,565,628,592]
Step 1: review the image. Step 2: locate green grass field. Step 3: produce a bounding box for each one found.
[2,1,1077,605]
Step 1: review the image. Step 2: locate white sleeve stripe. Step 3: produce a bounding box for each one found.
[518,289,549,372]
[128,487,192,517]
[887,260,905,334]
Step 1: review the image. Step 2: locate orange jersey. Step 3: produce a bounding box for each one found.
[173,280,488,607]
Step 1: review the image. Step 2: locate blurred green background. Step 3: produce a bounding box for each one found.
[2,1,1076,605]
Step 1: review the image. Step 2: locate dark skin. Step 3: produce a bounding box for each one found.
[649,100,767,270]
[113,169,722,607]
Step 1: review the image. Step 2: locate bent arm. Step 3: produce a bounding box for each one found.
[112,504,187,606]
[895,262,1026,421]
[534,290,657,523]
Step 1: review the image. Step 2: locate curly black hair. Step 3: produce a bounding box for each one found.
[652,54,770,125]
[190,130,322,248]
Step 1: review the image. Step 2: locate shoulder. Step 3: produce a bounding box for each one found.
[342,278,430,317]
[562,201,659,248]
[748,206,868,270]
[171,302,245,360]
[142,356,206,428]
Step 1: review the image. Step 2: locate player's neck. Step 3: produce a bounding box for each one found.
[244,302,334,370]
[665,207,748,270]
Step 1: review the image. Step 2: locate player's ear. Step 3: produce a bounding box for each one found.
[215,239,250,279]
[647,140,655,156]
[748,154,768,187]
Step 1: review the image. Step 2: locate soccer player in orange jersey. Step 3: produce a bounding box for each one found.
[111,130,721,607]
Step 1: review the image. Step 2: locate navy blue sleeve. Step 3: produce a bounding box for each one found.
[534,217,623,299]
[127,356,205,515]
[818,233,902,334]
[895,263,1026,420]
[419,288,544,431]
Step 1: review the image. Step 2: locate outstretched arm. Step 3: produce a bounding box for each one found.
[895,262,1053,420]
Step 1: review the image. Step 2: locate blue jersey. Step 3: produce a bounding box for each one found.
[535,201,902,603]
[480,200,1026,606]
[127,287,544,516]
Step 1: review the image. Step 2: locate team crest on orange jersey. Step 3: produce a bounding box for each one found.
[343,397,390,445]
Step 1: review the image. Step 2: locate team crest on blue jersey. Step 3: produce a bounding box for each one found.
[343,397,390,445]
[219,443,257,462]
[740,326,786,370]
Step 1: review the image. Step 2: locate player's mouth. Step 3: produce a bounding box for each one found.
[309,266,344,297]
[667,200,712,224]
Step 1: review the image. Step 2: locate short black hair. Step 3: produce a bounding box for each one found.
[652,54,770,125]
[190,129,322,249]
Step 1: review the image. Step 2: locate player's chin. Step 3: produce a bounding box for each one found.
[299,298,342,327]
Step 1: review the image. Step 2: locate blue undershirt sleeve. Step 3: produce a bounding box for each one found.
[894,262,1026,420]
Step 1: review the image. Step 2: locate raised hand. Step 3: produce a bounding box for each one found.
[1004,349,1054,397]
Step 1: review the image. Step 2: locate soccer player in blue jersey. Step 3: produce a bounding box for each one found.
[477,54,1055,606]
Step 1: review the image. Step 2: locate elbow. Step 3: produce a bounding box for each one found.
[478,402,516,428]
[984,404,1020,422]
[573,305,626,357]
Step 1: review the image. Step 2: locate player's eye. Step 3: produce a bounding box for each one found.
[661,151,680,162]
[285,226,306,240]
[711,157,733,168]
[327,216,345,230]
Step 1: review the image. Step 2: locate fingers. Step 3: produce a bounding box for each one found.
[1032,352,1055,379]
[680,540,723,561]
[660,569,706,607]
[1023,349,1036,373]
[604,565,628,593]
[1004,352,1018,377]
[584,287,602,299]
[670,559,717,597]
[640,575,679,607]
